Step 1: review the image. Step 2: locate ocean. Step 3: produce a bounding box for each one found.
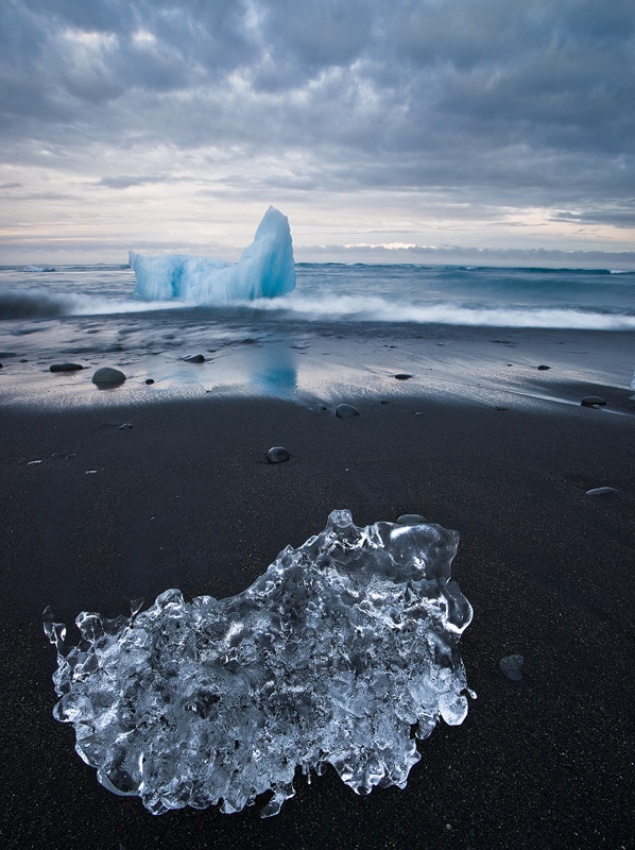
[1,262,634,407]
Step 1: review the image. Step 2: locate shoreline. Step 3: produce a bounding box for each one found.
[1,329,635,849]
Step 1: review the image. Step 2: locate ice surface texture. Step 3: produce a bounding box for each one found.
[129,206,296,304]
[44,510,473,817]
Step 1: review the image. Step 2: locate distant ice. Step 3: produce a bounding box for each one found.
[129,206,296,305]
[44,510,473,817]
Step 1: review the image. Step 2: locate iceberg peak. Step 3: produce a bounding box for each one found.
[129,206,296,305]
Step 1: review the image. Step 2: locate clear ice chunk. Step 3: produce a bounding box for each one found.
[45,510,473,817]
[129,206,296,304]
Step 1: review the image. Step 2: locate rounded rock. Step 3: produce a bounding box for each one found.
[267,446,290,464]
[49,362,84,373]
[500,654,525,681]
[145,378,155,385]
[335,404,360,418]
[394,373,413,380]
[585,486,619,497]
[184,354,206,363]
[537,364,550,371]
[92,367,126,386]
[580,396,607,407]
[396,514,427,525]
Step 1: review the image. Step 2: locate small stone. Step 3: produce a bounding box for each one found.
[585,486,619,497]
[581,396,607,407]
[414,411,425,416]
[118,423,133,430]
[396,514,427,525]
[184,354,205,363]
[500,654,525,681]
[145,378,155,385]
[267,446,290,464]
[49,362,83,372]
[394,373,413,380]
[92,367,126,386]
[496,405,508,411]
[537,364,550,371]
[335,404,360,418]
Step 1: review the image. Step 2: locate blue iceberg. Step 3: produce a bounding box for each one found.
[129,206,296,304]
[44,510,473,818]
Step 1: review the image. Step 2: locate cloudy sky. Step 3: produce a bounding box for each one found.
[1,0,634,264]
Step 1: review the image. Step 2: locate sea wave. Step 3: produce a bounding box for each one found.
[248,293,635,330]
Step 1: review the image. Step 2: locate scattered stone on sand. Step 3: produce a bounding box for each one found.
[500,654,525,681]
[335,404,360,418]
[537,364,551,370]
[145,378,155,385]
[380,400,390,404]
[581,396,607,407]
[496,405,509,411]
[49,363,84,373]
[267,446,290,464]
[396,514,427,525]
[184,354,206,363]
[118,423,133,430]
[92,367,126,386]
[394,373,413,380]
[585,486,619,497]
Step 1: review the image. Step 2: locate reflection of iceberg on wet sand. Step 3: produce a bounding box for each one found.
[129,206,296,304]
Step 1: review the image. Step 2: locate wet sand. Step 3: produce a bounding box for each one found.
[1,331,635,850]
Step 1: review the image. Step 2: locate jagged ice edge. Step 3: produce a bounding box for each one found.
[44,509,474,817]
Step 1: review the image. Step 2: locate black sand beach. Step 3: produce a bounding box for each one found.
[1,328,634,850]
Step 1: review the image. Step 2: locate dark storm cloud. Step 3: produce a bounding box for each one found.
[1,0,634,215]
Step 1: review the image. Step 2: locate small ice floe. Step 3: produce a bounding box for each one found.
[85,470,98,475]
[44,510,473,818]
[27,459,43,466]
[118,423,133,430]
[500,654,525,681]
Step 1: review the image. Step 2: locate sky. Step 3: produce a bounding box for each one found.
[1,0,635,265]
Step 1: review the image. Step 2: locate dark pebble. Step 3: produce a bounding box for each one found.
[92,367,126,386]
[500,654,525,681]
[581,396,607,407]
[537,364,550,370]
[335,404,360,418]
[49,363,84,373]
[145,378,155,385]
[585,486,619,497]
[267,446,290,464]
[396,514,427,525]
[184,354,205,363]
[394,373,413,380]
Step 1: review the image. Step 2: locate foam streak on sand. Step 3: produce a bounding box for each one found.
[44,510,472,817]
